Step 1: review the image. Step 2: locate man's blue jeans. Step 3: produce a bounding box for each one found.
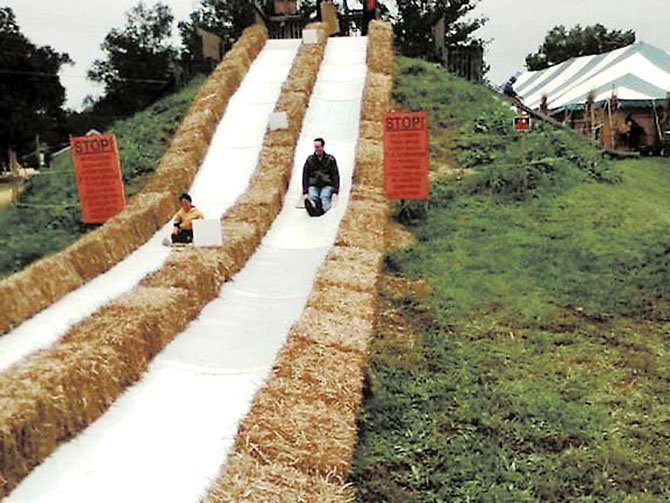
[308,185,335,213]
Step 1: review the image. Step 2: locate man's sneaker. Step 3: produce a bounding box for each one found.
[305,198,319,217]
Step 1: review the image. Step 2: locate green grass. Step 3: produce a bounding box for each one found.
[351,58,670,501]
[0,75,205,277]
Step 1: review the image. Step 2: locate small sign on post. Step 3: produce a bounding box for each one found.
[383,111,430,199]
[514,115,531,131]
[70,132,126,224]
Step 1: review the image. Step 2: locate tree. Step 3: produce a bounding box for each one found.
[526,24,635,71]
[179,0,256,64]
[89,2,178,116]
[393,0,486,60]
[0,7,71,168]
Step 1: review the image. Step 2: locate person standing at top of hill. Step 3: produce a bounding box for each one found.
[362,0,377,35]
[170,192,204,244]
[302,137,339,217]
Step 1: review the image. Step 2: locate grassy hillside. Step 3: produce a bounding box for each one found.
[0,75,205,277]
[352,57,670,501]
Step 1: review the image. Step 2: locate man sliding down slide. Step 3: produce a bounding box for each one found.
[301,137,340,217]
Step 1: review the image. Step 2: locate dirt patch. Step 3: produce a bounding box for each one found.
[0,183,19,208]
[384,218,415,249]
[431,162,474,181]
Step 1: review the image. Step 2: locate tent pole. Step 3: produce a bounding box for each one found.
[607,99,614,149]
[651,100,663,146]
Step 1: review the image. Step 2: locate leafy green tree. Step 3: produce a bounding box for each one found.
[393,0,486,60]
[89,2,178,116]
[0,7,71,167]
[179,0,256,63]
[526,24,635,71]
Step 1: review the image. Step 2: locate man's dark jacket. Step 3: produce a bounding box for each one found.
[302,152,340,194]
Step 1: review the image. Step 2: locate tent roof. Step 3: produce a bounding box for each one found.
[514,41,670,111]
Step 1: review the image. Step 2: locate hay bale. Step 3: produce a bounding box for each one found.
[187,92,228,121]
[315,246,380,294]
[63,286,192,379]
[141,247,235,304]
[336,199,387,252]
[353,138,384,188]
[150,191,179,225]
[264,129,298,148]
[291,307,372,354]
[237,387,357,482]
[0,342,127,496]
[274,92,310,135]
[0,253,84,335]
[225,184,283,228]
[62,231,115,280]
[177,108,221,141]
[359,119,383,141]
[360,79,392,123]
[282,44,325,96]
[306,286,377,323]
[168,132,210,165]
[0,395,56,496]
[367,21,394,76]
[145,149,200,194]
[348,185,387,205]
[26,255,84,304]
[272,335,366,410]
[220,220,264,273]
[205,452,354,503]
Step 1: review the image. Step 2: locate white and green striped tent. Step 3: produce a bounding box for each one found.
[515,41,670,112]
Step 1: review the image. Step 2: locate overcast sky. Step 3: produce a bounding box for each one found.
[5,0,670,110]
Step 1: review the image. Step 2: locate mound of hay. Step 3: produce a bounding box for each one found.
[353,138,383,188]
[205,452,353,503]
[336,199,387,252]
[0,254,83,334]
[63,286,192,380]
[220,220,264,272]
[0,342,126,496]
[141,247,235,305]
[271,335,366,410]
[225,185,283,229]
[62,231,116,281]
[291,307,372,354]
[274,92,310,136]
[359,119,383,141]
[236,386,357,482]
[348,185,387,204]
[306,286,377,322]
[315,246,381,295]
[366,21,395,75]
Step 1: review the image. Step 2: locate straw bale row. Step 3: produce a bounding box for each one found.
[0,26,328,499]
[0,25,269,338]
[206,21,395,502]
[205,452,354,503]
[366,20,395,75]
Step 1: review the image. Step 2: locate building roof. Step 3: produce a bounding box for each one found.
[515,41,670,111]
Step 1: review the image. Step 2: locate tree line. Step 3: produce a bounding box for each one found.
[0,0,636,169]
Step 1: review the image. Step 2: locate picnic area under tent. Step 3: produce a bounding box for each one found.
[514,41,670,154]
